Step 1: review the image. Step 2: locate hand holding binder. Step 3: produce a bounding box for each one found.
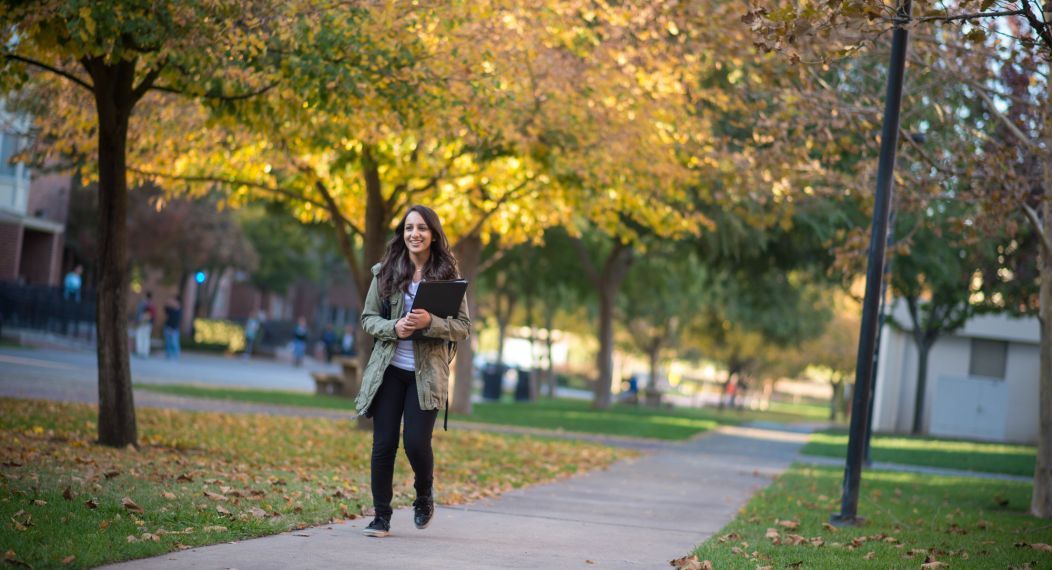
[406,279,468,339]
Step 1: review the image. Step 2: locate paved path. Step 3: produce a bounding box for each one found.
[100,423,811,570]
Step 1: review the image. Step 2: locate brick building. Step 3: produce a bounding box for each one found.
[0,111,70,286]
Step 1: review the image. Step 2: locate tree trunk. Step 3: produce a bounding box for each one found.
[590,242,632,410]
[349,145,391,431]
[594,281,616,409]
[88,58,138,448]
[545,309,556,398]
[452,233,482,414]
[645,340,662,407]
[911,338,933,435]
[1031,111,1052,517]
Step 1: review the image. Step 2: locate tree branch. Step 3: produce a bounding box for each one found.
[968,79,1038,149]
[131,60,166,103]
[4,53,94,91]
[570,237,601,287]
[128,166,331,211]
[914,9,1025,22]
[1022,201,1052,256]
[149,81,278,101]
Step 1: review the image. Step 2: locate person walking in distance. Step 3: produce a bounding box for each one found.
[163,297,182,360]
[356,205,470,538]
[291,316,308,367]
[133,291,155,358]
[243,310,263,360]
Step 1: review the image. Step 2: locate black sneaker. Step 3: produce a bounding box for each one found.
[362,515,390,537]
[413,494,434,529]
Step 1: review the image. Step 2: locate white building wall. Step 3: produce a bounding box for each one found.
[1004,342,1040,443]
[872,300,1041,443]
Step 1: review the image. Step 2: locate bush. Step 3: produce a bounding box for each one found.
[192,318,245,353]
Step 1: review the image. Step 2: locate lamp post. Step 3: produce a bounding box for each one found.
[831,0,913,526]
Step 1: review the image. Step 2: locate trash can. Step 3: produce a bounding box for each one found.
[482,363,504,401]
[514,368,532,401]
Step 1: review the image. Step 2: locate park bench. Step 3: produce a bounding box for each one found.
[311,372,345,395]
[310,355,362,398]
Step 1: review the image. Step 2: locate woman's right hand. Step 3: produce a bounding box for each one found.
[395,317,413,339]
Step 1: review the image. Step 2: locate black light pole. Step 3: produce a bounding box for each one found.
[831,0,913,526]
[864,208,895,466]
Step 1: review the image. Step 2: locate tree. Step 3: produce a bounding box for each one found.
[746,0,1052,516]
[0,0,288,447]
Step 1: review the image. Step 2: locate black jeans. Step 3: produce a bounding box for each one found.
[370,365,438,518]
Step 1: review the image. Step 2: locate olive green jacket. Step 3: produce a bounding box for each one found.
[355,263,471,416]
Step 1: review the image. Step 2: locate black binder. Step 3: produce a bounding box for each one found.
[408,279,468,339]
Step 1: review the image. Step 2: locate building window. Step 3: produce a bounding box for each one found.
[969,338,1008,379]
[0,132,23,177]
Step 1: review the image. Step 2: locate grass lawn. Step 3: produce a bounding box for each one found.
[689,463,1052,569]
[136,383,828,441]
[0,398,627,569]
[802,430,1036,477]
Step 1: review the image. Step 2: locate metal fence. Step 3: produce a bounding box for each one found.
[0,282,97,340]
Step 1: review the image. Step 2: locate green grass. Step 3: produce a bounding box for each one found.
[692,463,1052,568]
[802,430,1036,477]
[137,383,829,441]
[0,398,626,569]
[137,383,354,411]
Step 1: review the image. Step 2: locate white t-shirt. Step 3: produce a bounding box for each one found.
[389,280,420,371]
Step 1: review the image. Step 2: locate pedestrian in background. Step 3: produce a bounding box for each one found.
[163,297,181,360]
[243,310,263,360]
[292,316,308,367]
[63,265,83,302]
[340,323,356,356]
[133,292,155,358]
[322,324,337,362]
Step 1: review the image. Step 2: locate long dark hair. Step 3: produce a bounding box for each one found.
[379,205,459,297]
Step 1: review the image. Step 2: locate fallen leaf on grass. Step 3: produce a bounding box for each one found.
[63,487,74,501]
[162,491,176,500]
[249,507,267,519]
[822,522,838,533]
[1032,543,1052,553]
[921,554,949,569]
[862,551,876,560]
[765,528,780,542]
[85,498,98,509]
[62,555,76,565]
[216,505,231,516]
[202,525,227,532]
[668,555,711,570]
[32,499,47,506]
[103,469,121,479]
[122,497,144,514]
[204,491,227,502]
[777,519,800,530]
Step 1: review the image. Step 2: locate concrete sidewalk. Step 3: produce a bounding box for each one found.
[100,424,809,570]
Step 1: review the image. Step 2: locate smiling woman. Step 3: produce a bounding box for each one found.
[355,205,471,538]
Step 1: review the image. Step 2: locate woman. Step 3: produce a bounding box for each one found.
[356,205,471,538]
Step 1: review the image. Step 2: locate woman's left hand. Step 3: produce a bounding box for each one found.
[406,309,432,331]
